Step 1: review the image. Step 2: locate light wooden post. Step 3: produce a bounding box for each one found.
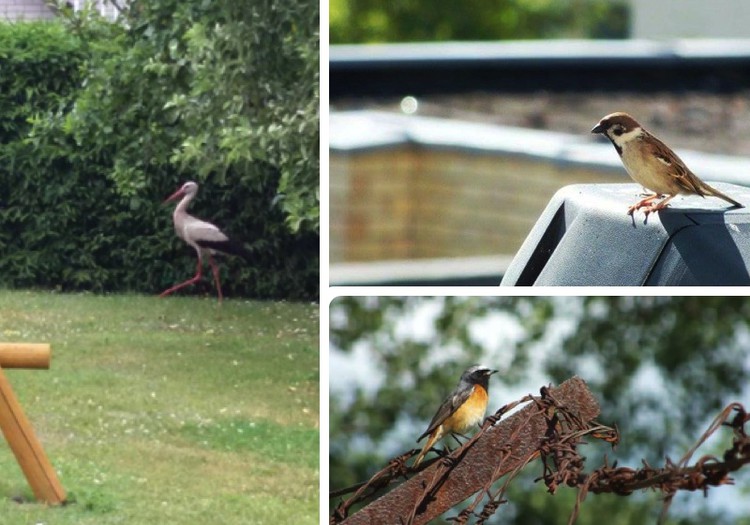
[0,343,51,369]
[0,343,66,505]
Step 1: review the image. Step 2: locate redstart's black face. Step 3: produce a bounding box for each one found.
[459,365,497,390]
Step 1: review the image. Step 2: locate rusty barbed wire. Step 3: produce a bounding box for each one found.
[446,387,602,525]
[330,394,537,524]
[331,378,750,525]
[330,449,414,523]
[556,402,750,525]
[409,395,536,525]
[331,377,599,525]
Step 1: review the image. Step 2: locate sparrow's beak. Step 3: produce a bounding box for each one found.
[590,123,605,134]
[163,188,184,204]
[488,369,498,376]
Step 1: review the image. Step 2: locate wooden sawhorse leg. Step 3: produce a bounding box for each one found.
[0,364,66,504]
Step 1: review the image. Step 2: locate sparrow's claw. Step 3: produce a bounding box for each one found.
[644,203,666,215]
[628,193,667,215]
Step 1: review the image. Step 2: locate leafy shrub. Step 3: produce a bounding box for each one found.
[330,0,628,43]
[0,11,319,301]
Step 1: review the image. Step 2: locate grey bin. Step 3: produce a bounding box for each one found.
[500,183,750,286]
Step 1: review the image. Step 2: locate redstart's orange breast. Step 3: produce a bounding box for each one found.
[413,364,497,467]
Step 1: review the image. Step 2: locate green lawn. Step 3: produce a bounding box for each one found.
[0,290,319,524]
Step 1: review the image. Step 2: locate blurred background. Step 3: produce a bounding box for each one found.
[329,0,750,285]
[329,296,750,524]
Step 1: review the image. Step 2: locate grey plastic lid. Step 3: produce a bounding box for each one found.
[500,183,750,286]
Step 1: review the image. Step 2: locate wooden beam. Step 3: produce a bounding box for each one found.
[0,344,51,369]
[0,365,66,504]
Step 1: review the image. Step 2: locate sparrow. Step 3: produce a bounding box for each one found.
[591,112,743,215]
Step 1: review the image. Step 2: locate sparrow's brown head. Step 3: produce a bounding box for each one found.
[591,112,641,138]
[591,112,644,154]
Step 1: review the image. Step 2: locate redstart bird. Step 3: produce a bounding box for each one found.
[413,364,497,467]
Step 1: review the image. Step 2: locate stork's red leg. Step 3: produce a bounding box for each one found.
[208,255,223,303]
[159,258,203,297]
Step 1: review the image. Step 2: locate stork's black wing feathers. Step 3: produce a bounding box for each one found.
[196,238,252,260]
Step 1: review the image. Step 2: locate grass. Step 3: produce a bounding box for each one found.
[0,290,319,524]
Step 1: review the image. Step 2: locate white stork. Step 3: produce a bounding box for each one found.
[159,181,249,302]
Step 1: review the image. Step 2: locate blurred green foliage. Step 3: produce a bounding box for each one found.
[330,0,628,43]
[0,0,318,300]
[329,297,750,524]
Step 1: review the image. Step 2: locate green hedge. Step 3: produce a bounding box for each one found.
[0,21,318,301]
[330,0,628,43]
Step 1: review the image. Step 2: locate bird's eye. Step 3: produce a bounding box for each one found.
[613,127,623,136]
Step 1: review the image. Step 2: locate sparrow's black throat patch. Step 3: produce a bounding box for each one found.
[606,136,623,156]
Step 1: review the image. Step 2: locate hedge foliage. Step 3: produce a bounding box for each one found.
[331,0,628,43]
[0,3,319,301]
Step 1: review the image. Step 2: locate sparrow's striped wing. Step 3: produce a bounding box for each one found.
[647,136,706,195]
[645,133,742,207]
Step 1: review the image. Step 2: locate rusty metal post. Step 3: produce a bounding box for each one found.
[343,376,600,525]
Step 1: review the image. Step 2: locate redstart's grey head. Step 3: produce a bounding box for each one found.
[460,365,497,390]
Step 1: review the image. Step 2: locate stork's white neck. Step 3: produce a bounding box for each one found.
[174,191,195,218]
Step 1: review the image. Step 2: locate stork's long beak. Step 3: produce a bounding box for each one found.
[163,188,185,204]
[591,123,605,134]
